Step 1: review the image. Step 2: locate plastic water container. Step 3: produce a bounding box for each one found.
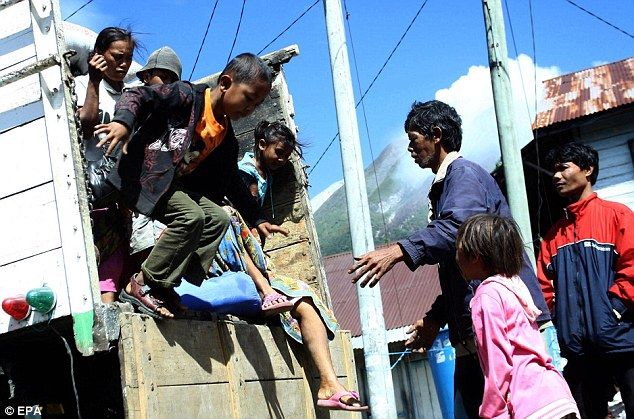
[428,327,455,419]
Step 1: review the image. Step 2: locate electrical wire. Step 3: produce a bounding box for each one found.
[308,0,430,175]
[527,0,548,237]
[63,0,95,21]
[355,0,430,107]
[502,0,532,127]
[226,0,247,64]
[343,1,390,245]
[188,0,221,81]
[503,0,546,242]
[563,0,634,39]
[343,0,413,329]
[50,326,81,419]
[257,0,320,55]
[390,348,411,369]
[308,133,338,176]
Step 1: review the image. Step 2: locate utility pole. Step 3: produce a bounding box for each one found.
[322,0,397,417]
[482,0,536,266]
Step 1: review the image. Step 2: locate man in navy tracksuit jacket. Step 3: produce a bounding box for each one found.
[348,100,552,418]
[538,143,634,418]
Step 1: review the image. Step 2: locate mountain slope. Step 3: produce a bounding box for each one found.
[314,141,432,256]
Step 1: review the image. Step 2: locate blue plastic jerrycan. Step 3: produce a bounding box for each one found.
[427,327,455,418]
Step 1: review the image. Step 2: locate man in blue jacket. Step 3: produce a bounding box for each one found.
[348,100,552,418]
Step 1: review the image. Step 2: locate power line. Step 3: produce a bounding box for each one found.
[189,0,221,81]
[344,0,406,328]
[502,0,532,127]
[503,0,548,241]
[227,0,247,64]
[63,0,95,21]
[308,133,338,176]
[343,0,390,245]
[563,0,634,39]
[529,0,554,232]
[308,0,430,175]
[257,0,320,55]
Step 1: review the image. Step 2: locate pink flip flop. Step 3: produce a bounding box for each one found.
[261,292,295,316]
[317,390,369,411]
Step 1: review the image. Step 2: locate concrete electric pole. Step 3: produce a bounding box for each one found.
[322,0,397,416]
[482,0,536,266]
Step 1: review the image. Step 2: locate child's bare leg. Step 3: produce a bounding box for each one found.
[101,292,116,303]
[242,249,287,306]
[291,298,364,407]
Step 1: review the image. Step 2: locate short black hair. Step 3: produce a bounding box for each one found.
[456,214,524,279]
[219,53,272,87]
[253,120,302,159]
[546,142,599,185]
[404,100,462,152]
[93,26,137,54]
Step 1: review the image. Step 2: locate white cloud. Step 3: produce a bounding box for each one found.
[436,54,560,171]
[312,55,561,200]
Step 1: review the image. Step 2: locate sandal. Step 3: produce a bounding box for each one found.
[317,390,369,411]
[261,292,295,317]
[119,274,168,319]
[153,287,186,315]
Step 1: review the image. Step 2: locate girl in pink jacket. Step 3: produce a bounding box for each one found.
[456,214,579,419]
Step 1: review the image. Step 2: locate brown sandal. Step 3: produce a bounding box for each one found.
[119,274,168,319]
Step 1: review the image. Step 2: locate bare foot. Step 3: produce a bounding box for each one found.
[101,291,116,303]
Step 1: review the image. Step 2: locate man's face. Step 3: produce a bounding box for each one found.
[222,78,270,120]
[407,130,438,169]
[552,161,592,198]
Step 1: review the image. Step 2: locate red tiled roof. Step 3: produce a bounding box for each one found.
[324,245,441,337]
[533,56,634,130]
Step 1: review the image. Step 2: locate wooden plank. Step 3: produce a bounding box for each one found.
[118,316,142,419]
[148,316,229,386]
[0,182,61,265]
[0,118,52,198]
[154,383,233,419]
[241,379,309,418]
[227,321,305,381]
[118,314,360,418]
[217,320,244,419]
[128,314,159,418]
[0,248,71,333]
[597,180,634,209]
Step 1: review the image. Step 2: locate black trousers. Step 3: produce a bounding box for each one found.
[563,352,634,419]
[454,353,485,418]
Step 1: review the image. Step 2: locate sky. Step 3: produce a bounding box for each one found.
[59,0,634,200]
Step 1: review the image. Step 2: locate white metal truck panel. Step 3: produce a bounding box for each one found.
[0,248,71,331]
[0,0,98,355]
[0,182,61,265]
[0,118,53,198]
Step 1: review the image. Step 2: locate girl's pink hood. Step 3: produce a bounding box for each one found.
[480,275,542,322]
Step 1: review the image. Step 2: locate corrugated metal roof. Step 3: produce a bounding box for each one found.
[324,245,441,339]
[533,56,634,130]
